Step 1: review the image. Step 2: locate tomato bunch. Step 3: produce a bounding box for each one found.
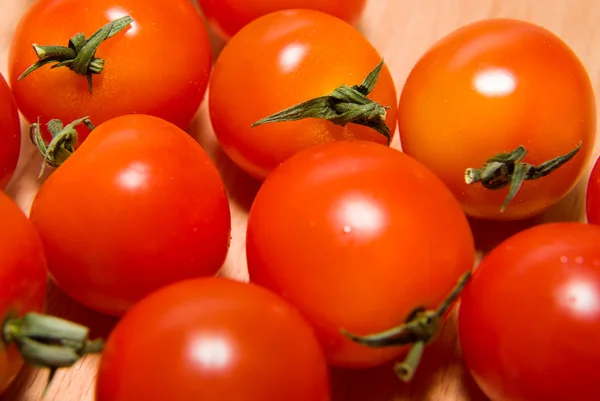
[1,1,599,401]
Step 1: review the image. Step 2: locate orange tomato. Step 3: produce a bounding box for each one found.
[209,9,397,181]
[198,0,367,40]
[9,0,212,144]
[398,18,596,220]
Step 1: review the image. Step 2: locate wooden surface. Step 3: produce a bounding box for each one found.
[2,0,600,400]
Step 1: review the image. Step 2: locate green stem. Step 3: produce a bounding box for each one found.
[3,312,104,394]
[340,271,471,381]
[30,116,95,178]
[394,341,425,382]
[251,60,392,144]
[18,16,133,93]
[465,142,583,212]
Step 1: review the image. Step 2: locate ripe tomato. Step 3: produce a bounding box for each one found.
[209,9,398,181]
[458,222,600,401]
[586,155,600,224]
[198,0,367,40]
[0,73,21,190]
[0,191,47,394]
[95,277,331,401]
[246,140,475,370]
[398,18,596,220]
[29,114,231,316]
[9,0,212,145]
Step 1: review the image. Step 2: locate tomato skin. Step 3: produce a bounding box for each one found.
[246,140,475,368]
[0,74,21,190]
[95,277,331,401]
[209,9,397,181]
[29,114,231,316]
[586,155,600,224]
[398,18,596,220]
[198,0,367,40]
[458,222,600,401]
[8,0,211,144]
[0,192,47,394]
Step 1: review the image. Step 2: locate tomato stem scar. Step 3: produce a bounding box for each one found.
[17,15,133,93]
[251,60,392,144]
[465,142,582,212]
[2,312,104,395]
[340,270,472,382]
[30,116,96,178]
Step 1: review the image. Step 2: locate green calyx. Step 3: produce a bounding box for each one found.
[465,142,583,212]
[18,16,133,93]
[252,60,392,144]
[341,271,472,382]
[30,116,95,178]
[3,312,104,395]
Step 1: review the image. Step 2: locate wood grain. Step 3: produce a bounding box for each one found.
[2,0,599,400]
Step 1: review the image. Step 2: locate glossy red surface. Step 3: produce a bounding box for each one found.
[459,222,600,401]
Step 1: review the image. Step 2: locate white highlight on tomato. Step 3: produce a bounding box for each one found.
[188,334,233,370]
[106,7,139,36]
[116,162,150,190]
[473,68,516,97]
[335,193,387,237]
[278,43,307,73]
[558,278,600,318]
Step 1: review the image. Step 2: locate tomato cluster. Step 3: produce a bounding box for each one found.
[1,1,599,401]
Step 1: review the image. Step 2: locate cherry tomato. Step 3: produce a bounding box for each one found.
[0,73,21,190]
[0,191,47,394]
[398,18,596,220]
[246,140,475,369]
[459,222,600,401]
[29,114,231,316]
[209,9,398,181]
[586,155,600,224]
[9,0,212,144]
[198,0,366,40]
[95,277,331,401]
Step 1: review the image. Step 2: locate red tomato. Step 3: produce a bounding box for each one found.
[0,73,21,190]
[9,0,211,144]
[29,114,231,316]
[398,18,596,220]
[95,277,331,401]
[586,155,600,224]
[198,0,367,40]
[458,222,600,401]
[0,191,47,394]
[209,9,398,181]
[246,140,475,369]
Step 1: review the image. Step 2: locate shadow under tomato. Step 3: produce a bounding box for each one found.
[468,178,587,257]
[43,280,119,340]
[468,215,539,256]
[191,0,227,63]
[330,309,489,401]
[209,144,263,212]
[187,96,262,213]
